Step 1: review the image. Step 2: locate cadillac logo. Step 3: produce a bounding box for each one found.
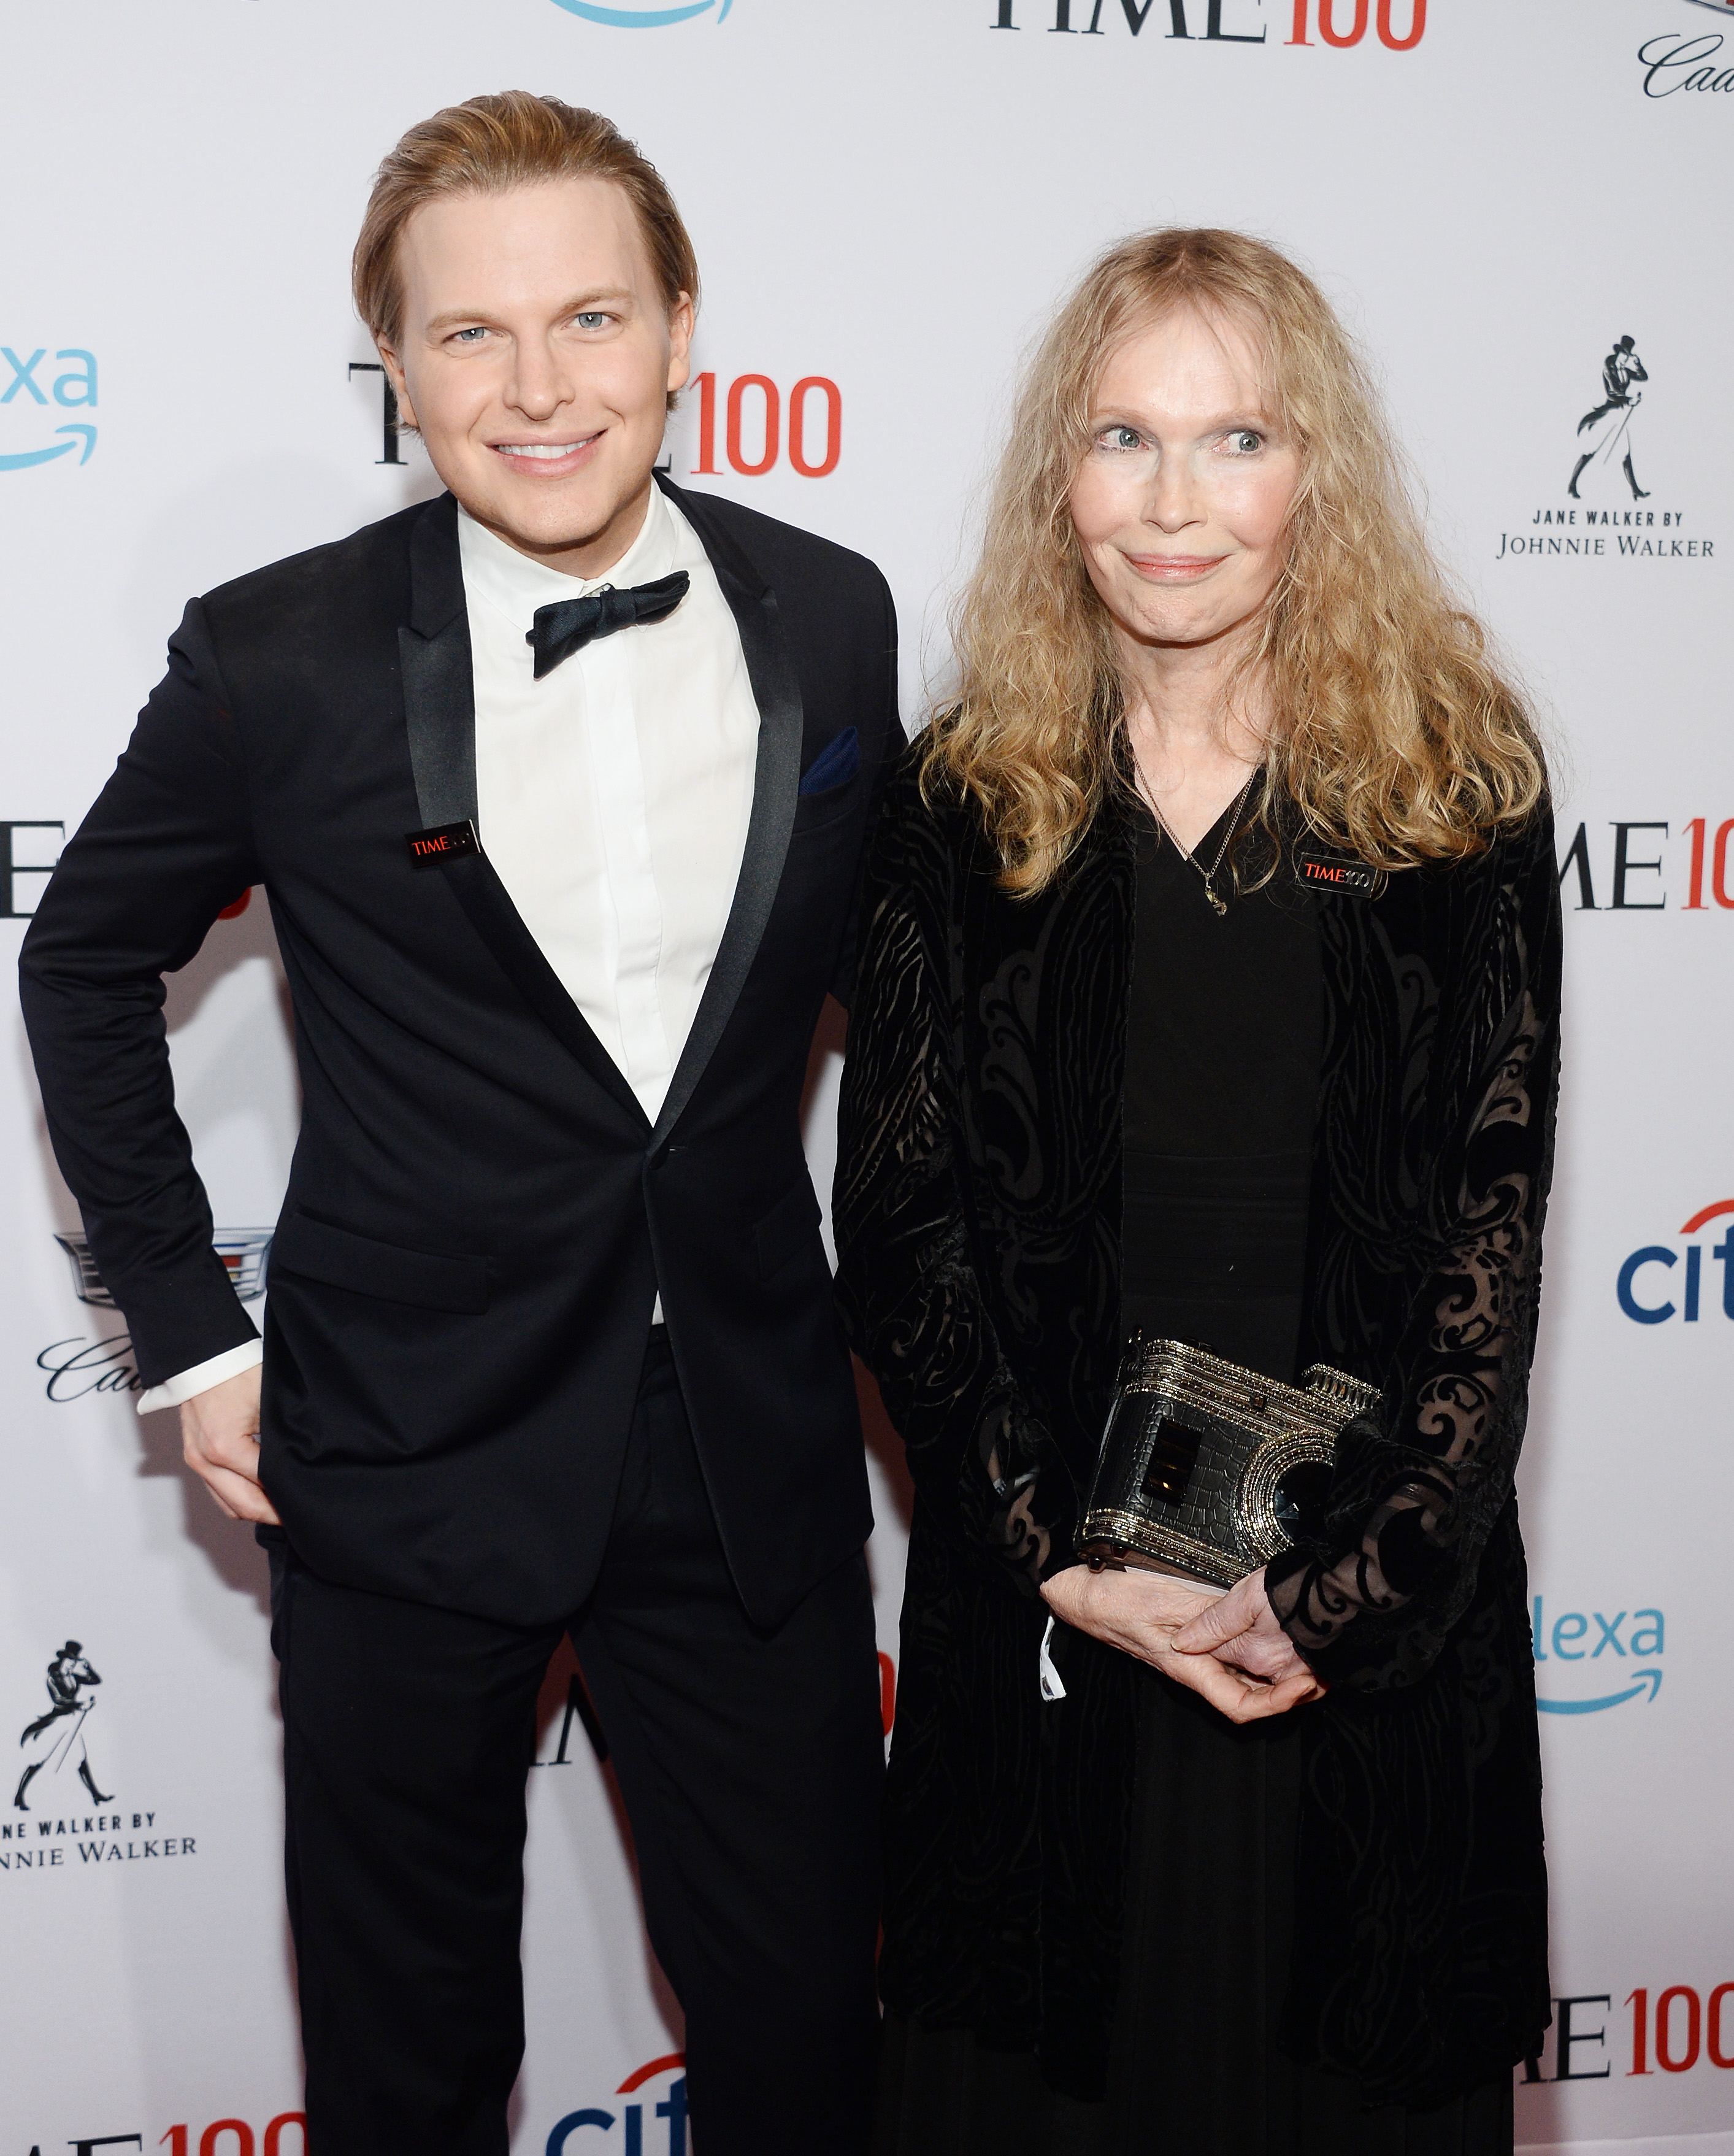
[53,1229,274,1306]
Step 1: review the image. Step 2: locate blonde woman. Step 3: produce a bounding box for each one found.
[835,230,1559,2156]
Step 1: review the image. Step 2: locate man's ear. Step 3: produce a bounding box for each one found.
[666,292,696,399]
[377,342,419,434]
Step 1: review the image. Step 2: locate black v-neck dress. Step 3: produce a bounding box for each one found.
[872,801,1514,2156]
[1119,797,1320,1374]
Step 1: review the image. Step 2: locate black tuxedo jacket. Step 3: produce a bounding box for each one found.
[21,477,900,1628]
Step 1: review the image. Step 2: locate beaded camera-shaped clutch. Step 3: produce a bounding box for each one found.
[1078,1335,1379,1589]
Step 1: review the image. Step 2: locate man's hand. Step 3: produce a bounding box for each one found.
[1041,1563,1321,1725]
[178,1364,278,1525]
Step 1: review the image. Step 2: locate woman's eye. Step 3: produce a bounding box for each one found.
[1100,426,1143,453]
[1225,429,1264,454]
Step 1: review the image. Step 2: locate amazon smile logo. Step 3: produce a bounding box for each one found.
[548,0,732,22]
[1,345,98,471]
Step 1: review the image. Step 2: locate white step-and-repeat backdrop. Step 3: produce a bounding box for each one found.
[2,2,1730,2152]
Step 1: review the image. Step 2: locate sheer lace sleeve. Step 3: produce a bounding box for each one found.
[1265,813,1563,1690]
[833,766,1056,1590]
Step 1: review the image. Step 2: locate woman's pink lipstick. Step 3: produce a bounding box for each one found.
[1124,552,1229,583]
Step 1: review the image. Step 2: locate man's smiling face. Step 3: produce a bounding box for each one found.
[379,177,692,579]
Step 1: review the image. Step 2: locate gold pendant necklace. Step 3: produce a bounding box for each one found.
[1149,767,1260,917]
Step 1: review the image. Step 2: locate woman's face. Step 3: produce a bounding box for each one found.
[1069,305,1302,657]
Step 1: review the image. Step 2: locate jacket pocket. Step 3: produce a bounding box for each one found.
[798,725,860,797]
[270,1212,491,1314]
[753,1179,824,1280]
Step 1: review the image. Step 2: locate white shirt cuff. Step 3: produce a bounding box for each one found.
[137,1340,264,1415]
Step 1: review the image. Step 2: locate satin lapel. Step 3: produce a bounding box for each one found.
[399,495,650,1132]
[649,475,805,1148]
[399,496,476,826]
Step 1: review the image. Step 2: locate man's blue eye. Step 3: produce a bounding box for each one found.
[575,312,610,331]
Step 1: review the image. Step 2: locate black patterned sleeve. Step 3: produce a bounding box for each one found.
[833,757,1056,1588]
[1265,810,1563,1690]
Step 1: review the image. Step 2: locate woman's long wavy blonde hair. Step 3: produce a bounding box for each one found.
[926,228,1546,893]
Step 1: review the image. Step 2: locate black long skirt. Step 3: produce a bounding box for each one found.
[871,1667,1514,2156]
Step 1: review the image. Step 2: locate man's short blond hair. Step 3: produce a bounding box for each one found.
[354,91,699,364]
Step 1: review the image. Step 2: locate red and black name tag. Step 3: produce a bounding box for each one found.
[1296,852,1377,898]
[405,820,480,870]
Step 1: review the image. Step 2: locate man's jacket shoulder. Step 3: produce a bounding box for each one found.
[196,495,435,642]
[661,477,891,618]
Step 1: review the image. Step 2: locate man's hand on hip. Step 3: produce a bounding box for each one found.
[180,1364,279,1525]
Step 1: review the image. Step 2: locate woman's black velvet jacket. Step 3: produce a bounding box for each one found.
[834,750,1562,2108]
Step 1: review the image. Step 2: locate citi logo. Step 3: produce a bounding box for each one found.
[547,2054,688,2152]
[1616,1199,1734,1323]
[0,345,97,471]
[548,0,731,24]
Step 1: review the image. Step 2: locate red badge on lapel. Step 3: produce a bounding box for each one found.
[405,820,481,870]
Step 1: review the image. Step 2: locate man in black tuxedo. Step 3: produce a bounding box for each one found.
[21,93,895,2156]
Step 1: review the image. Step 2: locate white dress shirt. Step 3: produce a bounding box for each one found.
[140,483,760,1412]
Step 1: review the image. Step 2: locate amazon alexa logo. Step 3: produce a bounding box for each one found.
[1,346,98,472]
[548,0,732,22]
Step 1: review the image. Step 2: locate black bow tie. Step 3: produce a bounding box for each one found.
[526,569,691,680]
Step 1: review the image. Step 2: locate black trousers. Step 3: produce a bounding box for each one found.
[265,1330,884,2156]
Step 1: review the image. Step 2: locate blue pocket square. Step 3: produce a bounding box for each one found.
[799,727,860,797]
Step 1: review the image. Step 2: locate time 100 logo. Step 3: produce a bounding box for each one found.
[688,372,841,480]
[1525,1985,1734,2084]
[991,1,1425,48]
[1285,0,1424,44]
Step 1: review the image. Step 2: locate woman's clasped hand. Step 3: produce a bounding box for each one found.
[1040,1563,1324,1721]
